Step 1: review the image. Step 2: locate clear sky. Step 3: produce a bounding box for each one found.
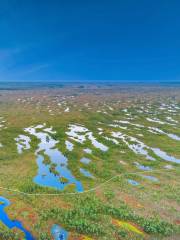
[0,0,179,82]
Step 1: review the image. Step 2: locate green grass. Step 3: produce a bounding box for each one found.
[0,88,179,239]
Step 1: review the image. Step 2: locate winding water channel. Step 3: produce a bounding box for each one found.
[0,196,34,240]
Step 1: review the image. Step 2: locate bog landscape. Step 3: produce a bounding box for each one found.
[0,83,179,240]
[1,0,180,239]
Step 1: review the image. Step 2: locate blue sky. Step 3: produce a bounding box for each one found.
[0,0,179,82]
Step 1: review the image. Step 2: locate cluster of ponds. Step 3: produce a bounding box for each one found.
[24,124,84,192]
[0,101,179,239]
[66,124,108,151]
[110,101,180,186]
[13,106,180,192]
[15,124,105,192]
[111,130,180,164]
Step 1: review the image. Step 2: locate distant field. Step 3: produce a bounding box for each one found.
[0,84,179,240]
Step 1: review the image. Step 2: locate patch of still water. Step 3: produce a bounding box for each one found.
[51,224,68,240]
[25,125,83,192]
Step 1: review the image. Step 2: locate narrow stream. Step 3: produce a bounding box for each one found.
[0,196,34,240]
